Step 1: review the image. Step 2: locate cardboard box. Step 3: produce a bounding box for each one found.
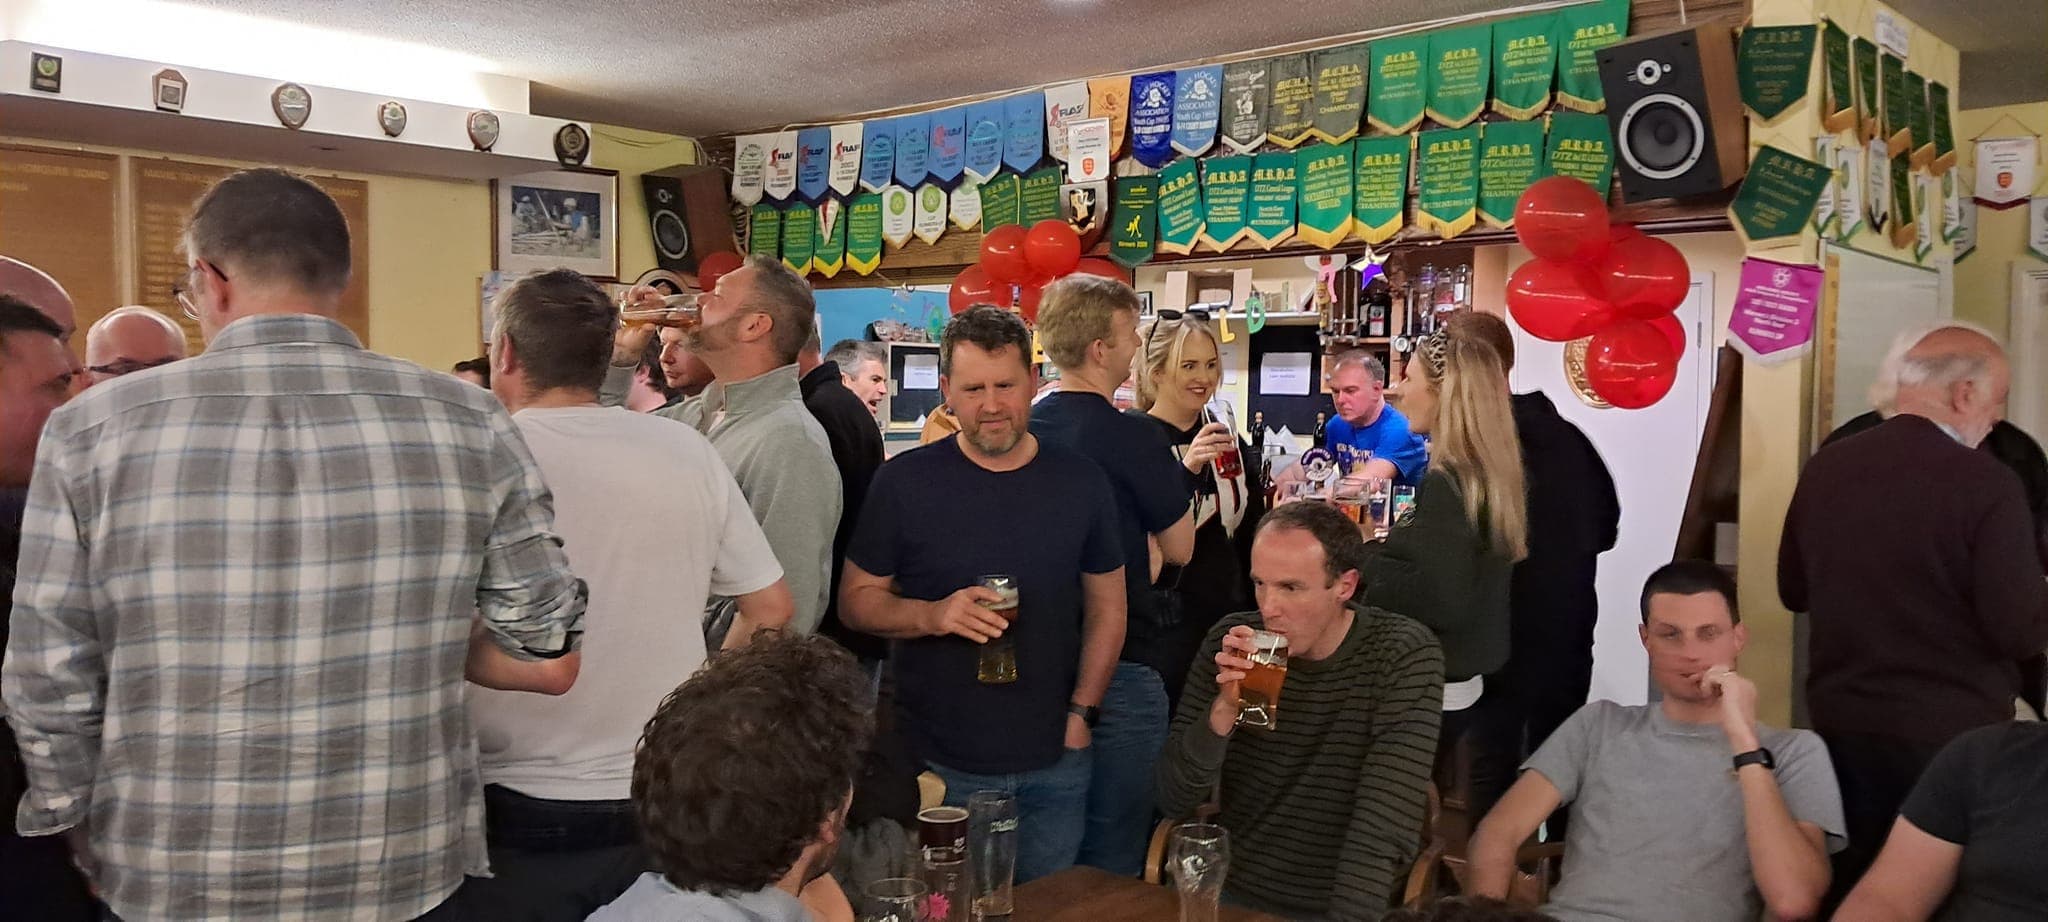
[1162,267,1254,315]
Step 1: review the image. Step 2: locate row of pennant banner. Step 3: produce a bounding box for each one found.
[749,112,1619,278]
[731,0,1635,276]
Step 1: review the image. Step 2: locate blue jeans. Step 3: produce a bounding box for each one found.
[929,746,1092,884]
[1076,661,1171,876]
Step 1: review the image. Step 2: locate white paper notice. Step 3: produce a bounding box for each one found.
[1219,338,1247,385]
[1260,352,1312,396]
[903,354,940,390]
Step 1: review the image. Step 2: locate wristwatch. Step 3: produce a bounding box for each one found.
[1068,702,1101,728]
[1731,747,1775,772]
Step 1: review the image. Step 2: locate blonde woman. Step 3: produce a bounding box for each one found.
[1130,310,1267,708]
[1362,322,1528,822]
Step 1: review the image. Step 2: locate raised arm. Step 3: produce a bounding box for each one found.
[1327,633,1443,917]
[1713,669,1830,920]
[1157,624,1243,818]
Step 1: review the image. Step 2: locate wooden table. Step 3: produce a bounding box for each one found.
[1007,867,1283,921]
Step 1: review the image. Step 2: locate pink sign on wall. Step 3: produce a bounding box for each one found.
[1730,257,1822,365]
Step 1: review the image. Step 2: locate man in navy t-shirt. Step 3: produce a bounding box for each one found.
[842,306,1126,883]
[1325,351,1429,486]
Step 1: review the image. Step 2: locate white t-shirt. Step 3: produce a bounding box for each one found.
[470,406,783,801]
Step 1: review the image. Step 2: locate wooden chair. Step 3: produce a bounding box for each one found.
[1402,783,1563,910]
[1144,803,1221,886]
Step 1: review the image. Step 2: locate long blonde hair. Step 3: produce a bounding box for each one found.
[1133,314,1220,411]
[1413,326,1528,561]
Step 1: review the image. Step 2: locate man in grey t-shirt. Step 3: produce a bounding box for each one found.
[1467,561,1845,922]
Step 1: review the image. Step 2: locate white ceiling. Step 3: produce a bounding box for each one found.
[171,0,2047,136]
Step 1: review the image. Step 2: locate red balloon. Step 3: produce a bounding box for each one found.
[1506,259,1618,342]
[1586,319,1680,409]
[1514,176,1612,264]
[1595,233,1690,319]
[1648,313,1686,356]
[948,265,1000,314]
[1014,279,1047,325]
[1071,257,1126,281]
[1609,223,1644,245]
[1023,219,1083,278]
[695,251,744,293]
[980,225,1032,283]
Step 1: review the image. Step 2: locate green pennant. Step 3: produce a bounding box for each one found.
[1903,70,1932,170]
[1266,53,1317,148]
[1416,126,1481,239]
[1351,135,1411,244]
[1880,52,1907,156]
[1247,152,1298,248]
[748,204,782,259]
[1310,43,1370,144]
[1544,111,1613,194]
[1479,120,1548,227]
[781,202,815,275]
[846,194,884,276]
[1820,20,1854,133]
[1852,38,1879,142]
[1928,82,1956,174]
[1888,152,1915,250]
[1155,159,1204,255]
[1296,144,1355,248]
[1426,24,1492,128]
[1020,165,1065,226]
[1737,24,1816,122]
[1367,34,1429,135]
[979,173,1022,228]
[1108,176,1159,268]
[1492,14,1559,120]
[812,202,848,278]
[1555,0,1629,113]
[1728,145,1831,246]
[1201,155,1253,251]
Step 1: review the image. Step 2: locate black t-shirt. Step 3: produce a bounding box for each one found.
[1900,722,2048,921]
[800,361,887,661]
[1032,391,1193,676]
[847,436,1122,774]
[1128,410,1265,704]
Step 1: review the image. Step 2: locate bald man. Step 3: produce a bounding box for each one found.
[83,306,188,387]
[1780,323,2048,907]
[0,256,77,341]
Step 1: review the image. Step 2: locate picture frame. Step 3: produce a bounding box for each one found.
[492,168,619,280]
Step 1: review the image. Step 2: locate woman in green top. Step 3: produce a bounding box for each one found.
[1362,321,1528,821]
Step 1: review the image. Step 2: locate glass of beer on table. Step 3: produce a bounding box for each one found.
[1237,630,1288,729]
[974,575,1020,684]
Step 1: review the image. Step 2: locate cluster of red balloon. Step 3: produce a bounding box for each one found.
[1506,176,1690,410]
[695,251,744,294]
[949,220,1123,323]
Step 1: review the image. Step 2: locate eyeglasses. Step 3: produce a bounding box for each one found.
[170,260,228,321]
[1145,307,1214,352]
[86,357,180,378]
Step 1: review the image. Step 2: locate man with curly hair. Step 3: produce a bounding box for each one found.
[590,632,873,921]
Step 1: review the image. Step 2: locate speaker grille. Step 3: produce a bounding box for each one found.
[1617,93,1704,181]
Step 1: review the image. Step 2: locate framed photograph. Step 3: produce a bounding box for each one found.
[493,168,619,280]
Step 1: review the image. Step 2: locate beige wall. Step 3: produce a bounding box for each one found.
[589,125,705,284]
[1953,102,2048,335]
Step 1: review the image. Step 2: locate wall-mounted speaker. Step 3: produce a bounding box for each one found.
[639,166,739,276]
[1597,22,1747,203]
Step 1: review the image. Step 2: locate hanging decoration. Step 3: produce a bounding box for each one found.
[1062,181,1109,243]
[1492,13,1558,120]
[1813,136,1837,235]
[845,193,883,275]
[1066,118,1113,183]
[1108,176,1160,267]
[1426,23,1492,128]
[1953,173,1977,258]
[881,185,915,247]
[764,130,799,203]
[1417,126,1481,239]
[949,176,983,231]
[1247,151,1298,248]
[1973,137,2038,208]
[1155,158,1205,255]
[1832,141,1863,240]
[927,106,967,187]
[1852,38,1880,143]
[1367,34,1428,135]
[731,132,771,206]
[828,123,864,198]
[1879,53,1908,157]
[747,203,781,258]
[1265,53,1316,148]
[1820,20,1854,133]
[1088,76,1132,157]
[1729,145,1833,246]
[796,125,832,203]
[1044,82,1089,163]
[859,119,896,193]
[1904,71,1932,170]
[1555,0,1630,113]
[1019,164,1065,226]
[1479,120,1547,227]
[893,115,930,190]
[1927,82,1956,175]
[1201,155,1253,251]
[949,265,1000,313]
[1865,142,1889,231]
[1129,71,1178,169]
[912,184,947,244]
[781,201,815,274]
[1172,66,1224,157]
[812,200,847,278]
[1544,111,1614,194]
[1221,59,1272,155]
[1310,43,1369,144]
[1914,173,1934,261]
[1352,134,1411,243]
[1941,170,1960,242]
[979,173,1023,229]
[1514,175,1610,263]
[963,101,1006,183]
[1736,24,1816,122]
[1888,153,1916,250]
[1295,143,1355,248]
[1004,91,1046,174]
[2030,197,2048,261]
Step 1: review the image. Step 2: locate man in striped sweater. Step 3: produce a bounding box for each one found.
[1158,501,1444,919]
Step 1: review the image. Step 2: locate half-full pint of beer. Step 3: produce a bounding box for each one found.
[1237,630,1288,729]
[975,575,1021,684]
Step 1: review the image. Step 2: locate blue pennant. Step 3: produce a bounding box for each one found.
[796,126,832,203]
[859,118,896,193]
[963,100,1005,182]
[1171,66,1224,157]
[1003,91,1045,174]
[894,113,930,190]
[926,106,967,187]
[1129,71,1177,169]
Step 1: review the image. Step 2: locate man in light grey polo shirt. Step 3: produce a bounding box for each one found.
[667,255,841,635]
[1466,560,1845,922]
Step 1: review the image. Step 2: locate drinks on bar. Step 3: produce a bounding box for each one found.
[967,791,1018,919]
[1169,822,1230,922]
[974,575,1020,684]
[1238,630,1288,730]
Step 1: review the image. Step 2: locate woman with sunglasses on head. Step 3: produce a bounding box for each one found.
[1129,309,1266,709]
[1361,321,1528,825]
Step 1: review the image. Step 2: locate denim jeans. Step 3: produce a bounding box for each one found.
[929,746,1092,884]
[443,784,649,922]
[1076,661,1171,876]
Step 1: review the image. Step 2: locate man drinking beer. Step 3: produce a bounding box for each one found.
[1157,501,1443,919]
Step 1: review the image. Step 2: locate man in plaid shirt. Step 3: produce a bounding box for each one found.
[3,168,588,921]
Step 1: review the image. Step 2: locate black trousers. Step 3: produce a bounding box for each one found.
[436,784,649,922]
[1816,730,1946,913]
[1437,688,1521,832]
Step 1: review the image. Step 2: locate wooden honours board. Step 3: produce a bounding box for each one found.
[0,145,120,351]
[131,158,370,349]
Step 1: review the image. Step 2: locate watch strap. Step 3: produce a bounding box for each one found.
[1068,702,1101,728]
[1731,747,1775,771]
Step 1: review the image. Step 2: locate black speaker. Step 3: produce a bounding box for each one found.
[639,167,741,280]
[641,174,695,273]
[1597,22,1747,203]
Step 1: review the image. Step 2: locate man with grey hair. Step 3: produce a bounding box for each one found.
[827,338,889,417]
[668,254,840,635]
[1780,322,2048,908]
[1324,349,1428,485]
[82,305,188,387]
[5,168,588,921]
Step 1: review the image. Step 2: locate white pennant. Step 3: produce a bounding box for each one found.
[882,186,915,247]
[1941,171,1961,242]
[1974,137,2038,208]
[1953,173,1977,258]
[828,124,863,198]
[2030,197,2048,260]
[1044,82,1090,163]
[1915,174,1934,261]
[951,176,984,230]
[1865,143,1889,229]
[763,130,799,202]
[913,184,948,244]
[1813,136,1836,234]
[730,133,771,206]
[1833,142,1863,239]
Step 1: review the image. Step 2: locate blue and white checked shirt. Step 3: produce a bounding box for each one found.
[4,315,587,921]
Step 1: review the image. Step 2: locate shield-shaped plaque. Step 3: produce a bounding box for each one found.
[467,111,501,151]
[1061,181,1109,248]
[378,101,407,137]
[554,123,590,167]
[271,83,312,129]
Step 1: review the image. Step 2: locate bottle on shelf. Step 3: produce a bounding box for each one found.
[1363,275,1391,338]
[1410,263,1437,335]
[1432,263,1458,327]
[1453,264,1472,311]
